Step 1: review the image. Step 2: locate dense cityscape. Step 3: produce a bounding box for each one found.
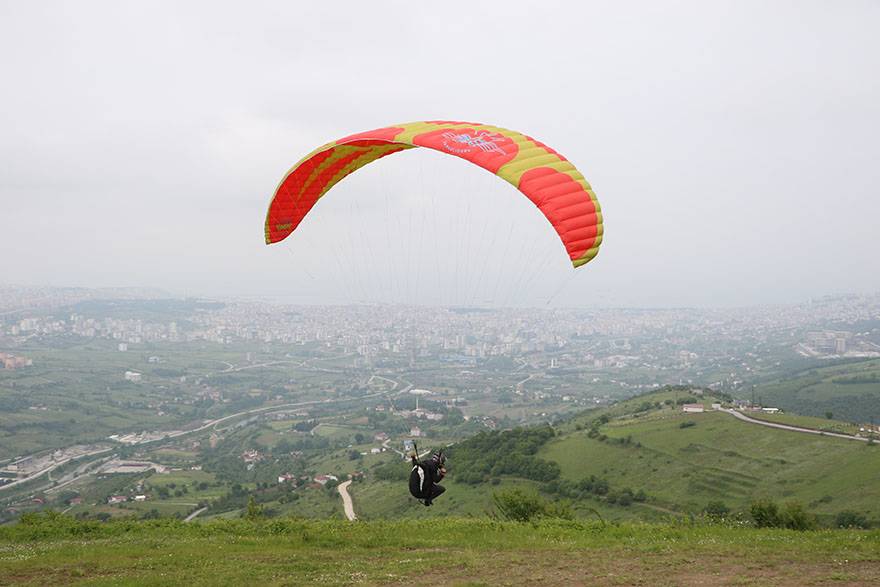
[3,285,879,387]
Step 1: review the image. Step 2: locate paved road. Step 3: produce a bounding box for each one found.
[720,408,869,442]
[184,507,208,522]
[338,480,357,521]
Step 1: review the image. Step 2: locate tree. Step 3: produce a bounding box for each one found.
[825,411,833,420]
[245,496,265,521]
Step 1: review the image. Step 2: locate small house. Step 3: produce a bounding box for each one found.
[313,474,338,486]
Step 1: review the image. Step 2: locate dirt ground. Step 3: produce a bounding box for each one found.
[410,551,880,587]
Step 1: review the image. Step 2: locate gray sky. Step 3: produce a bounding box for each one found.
[1,1,878,307]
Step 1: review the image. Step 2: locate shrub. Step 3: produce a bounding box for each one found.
[836,510,870,529]
[492,488,572,522]
[750,499,780,528]
[779,502,816,531]
[679,421,696,429]
[750,499,816,530]
[704,501,730,519]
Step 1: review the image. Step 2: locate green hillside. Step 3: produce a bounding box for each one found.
[756,358,880,423]
[544,409,880,524]
[1,515,878,586]
[330,389,880,527]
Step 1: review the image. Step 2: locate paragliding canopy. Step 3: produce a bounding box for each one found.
[265,121,603,268]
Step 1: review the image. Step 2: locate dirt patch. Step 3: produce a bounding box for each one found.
[388,551,880,587]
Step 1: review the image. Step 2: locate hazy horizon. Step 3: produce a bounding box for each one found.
[2,1,878,308]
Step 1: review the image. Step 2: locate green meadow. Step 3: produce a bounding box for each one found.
[0,515,878,586]
[543,408,880,524]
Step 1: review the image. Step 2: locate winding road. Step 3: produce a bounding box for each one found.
[184,507,208,522]
[338,480,357,521]
[720,408,870,442]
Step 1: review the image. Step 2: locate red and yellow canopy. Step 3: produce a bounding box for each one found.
[265,121,603,268]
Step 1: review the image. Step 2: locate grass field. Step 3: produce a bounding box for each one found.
[0,516,878,586]
[746,411,861,435]
[757,358,880,423]
[542,409,880,523]
[351,477,660,524]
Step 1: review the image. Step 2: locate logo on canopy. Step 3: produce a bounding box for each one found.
[440,131,507,156]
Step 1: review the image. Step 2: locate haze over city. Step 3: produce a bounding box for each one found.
[2,1,878,307]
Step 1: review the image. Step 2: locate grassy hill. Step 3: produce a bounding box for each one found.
[544,408,880,524]
[337,389,880,527]
[756,358,880,423]
[1,514,878,586]
[22,386,879,530]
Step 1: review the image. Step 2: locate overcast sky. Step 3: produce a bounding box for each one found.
[1,1,878,307]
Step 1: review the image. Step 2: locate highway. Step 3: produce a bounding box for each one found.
[0,447,114,494]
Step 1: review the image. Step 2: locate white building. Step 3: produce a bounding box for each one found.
[682,403,704,413]
[124,371,142,383]
[314,474,338,486]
